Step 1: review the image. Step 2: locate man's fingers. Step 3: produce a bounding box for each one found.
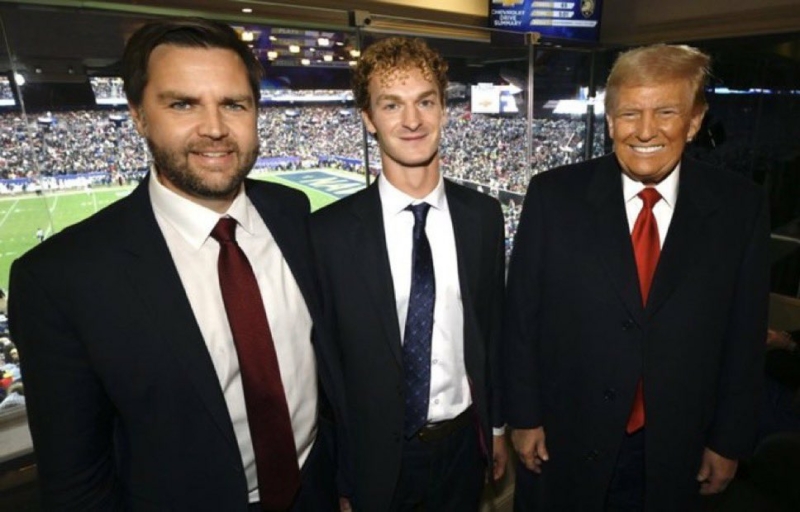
[536,440,550,462]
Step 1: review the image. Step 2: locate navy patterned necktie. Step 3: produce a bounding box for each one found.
[402,202,436,438]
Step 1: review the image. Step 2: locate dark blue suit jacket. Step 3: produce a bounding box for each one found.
[310,179,505,511]
[9,176,345,511]
[505,154,770,511]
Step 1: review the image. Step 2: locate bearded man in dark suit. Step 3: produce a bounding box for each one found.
[10,18,344,511]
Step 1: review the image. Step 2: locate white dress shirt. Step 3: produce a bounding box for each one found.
[378,173,471,423]
[149,171,317,504]
[622,164,681,246]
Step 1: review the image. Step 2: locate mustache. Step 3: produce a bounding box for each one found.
[186,142,239,153]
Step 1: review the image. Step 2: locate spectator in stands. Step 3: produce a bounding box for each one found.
[9,17,344,511]
[312,36,507,512]
[0,381,24,412]
[505,44,770,511]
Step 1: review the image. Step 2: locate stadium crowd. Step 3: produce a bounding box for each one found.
[0,103,600,253]
[0,102,602,188]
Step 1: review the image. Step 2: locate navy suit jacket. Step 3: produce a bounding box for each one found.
[310,179,505,511]
[9,176,345,511]
[505,154,770,511]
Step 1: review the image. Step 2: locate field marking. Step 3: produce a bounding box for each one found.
[0,199,19,230]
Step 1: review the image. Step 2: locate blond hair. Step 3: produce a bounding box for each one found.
[605,44,710,114]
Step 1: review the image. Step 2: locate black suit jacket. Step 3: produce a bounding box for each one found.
[310,179,505,511]
[505,154,770,511]
[9,176,345,511]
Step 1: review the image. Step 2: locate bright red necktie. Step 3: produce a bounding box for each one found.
[626,188,661,434]
[211,218,300,510]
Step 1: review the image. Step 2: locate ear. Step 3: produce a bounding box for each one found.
[687,106,706,142]
[605,113,615,139]
[128,104,146,136]
[360,109,377,136]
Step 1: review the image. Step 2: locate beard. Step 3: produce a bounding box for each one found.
[146,137,259,200]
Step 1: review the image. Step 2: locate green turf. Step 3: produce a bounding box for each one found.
[0,170,348,292]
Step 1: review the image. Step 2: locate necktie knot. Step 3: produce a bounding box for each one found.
[407,203,431,239]
[210,217,238,244]
[638,187,661,210]
[407,202,431,225]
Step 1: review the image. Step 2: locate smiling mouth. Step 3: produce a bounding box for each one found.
[196,151,231,157]
[630,145,664,154]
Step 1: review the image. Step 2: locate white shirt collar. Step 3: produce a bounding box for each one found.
[148,167,251,250]
[622,163,680,208]
[377,172,447,216]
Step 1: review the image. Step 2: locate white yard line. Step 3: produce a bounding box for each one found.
[0,199,19,230]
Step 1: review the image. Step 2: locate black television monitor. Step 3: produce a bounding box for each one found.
[489,0,603,44]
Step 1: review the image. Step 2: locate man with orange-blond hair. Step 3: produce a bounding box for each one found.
[312,37,508,511]
[506,44,769,511]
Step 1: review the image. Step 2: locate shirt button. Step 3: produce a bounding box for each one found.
[622,319,635,331]
[432,359,438,365]
[434,399,440,405]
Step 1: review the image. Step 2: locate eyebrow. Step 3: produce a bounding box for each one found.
[155,90,254,105]
[375,89,438,103]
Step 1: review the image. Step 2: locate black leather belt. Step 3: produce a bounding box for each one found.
[416,406,473,443]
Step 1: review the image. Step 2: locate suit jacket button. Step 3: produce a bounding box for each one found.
[586,449,599,461]
[622,319,634,331]
[603,388,616,401]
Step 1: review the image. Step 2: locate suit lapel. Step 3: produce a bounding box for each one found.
[350,184,404,366]
[586,156,646,326]
[646,159,719,315]
[246,181,320,318]
[446,180,482,310]
[115,177,239,452]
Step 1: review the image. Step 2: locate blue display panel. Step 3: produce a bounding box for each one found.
[489,0,603,42]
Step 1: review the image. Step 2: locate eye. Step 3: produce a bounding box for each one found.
[381,102,398,111]
[169,101,191,110]
[420,98,436,108]
[224,102,248,112]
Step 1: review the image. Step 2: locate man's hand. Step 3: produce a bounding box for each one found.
[766,329,796,351]
[696,448,737,495]
[492,434,509,481]
[339,497,352,512]
[511,427,549,473]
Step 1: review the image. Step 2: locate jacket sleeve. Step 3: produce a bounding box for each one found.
[9,260,124,511]
[707,190,770,459]
[503,178,546,429]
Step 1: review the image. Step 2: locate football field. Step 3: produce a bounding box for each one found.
[0,168,367,291]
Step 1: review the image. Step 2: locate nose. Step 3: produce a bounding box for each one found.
[197,108,229,139]
[402,105,422,130]
[636,111,657,141]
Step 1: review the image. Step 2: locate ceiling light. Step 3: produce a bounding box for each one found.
[13,72,25,86]
[267,51,278,60]
[301,59,310,66]
[349,49,361,58]
[242,8,252,13]
[318,37,330,46]
[241,31,254,42]
[323,55,333,62]
[289,45,300,54]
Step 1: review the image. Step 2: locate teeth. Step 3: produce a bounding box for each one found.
[199,152,227,157]
[631,146,663,153]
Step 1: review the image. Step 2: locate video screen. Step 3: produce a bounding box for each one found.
[489,0,603,43]
[0,76,16,107]
[89,77,126,106]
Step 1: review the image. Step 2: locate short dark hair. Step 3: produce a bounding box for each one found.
[122,17,263,107]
